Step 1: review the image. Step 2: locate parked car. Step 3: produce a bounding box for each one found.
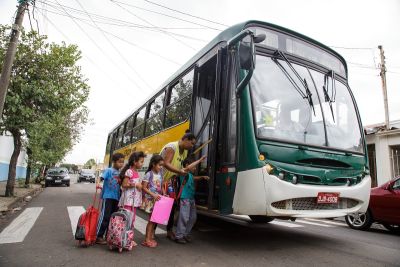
[345,176,400,233]
[78,169,96,183]
[45,167,70,187]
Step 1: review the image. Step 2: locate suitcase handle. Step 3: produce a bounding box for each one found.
[92,187,102,210]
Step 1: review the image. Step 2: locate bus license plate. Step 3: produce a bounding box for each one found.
[317,192,339,204]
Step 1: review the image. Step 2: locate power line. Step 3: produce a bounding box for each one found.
[42,7,207,42]
[39,9,137,98]
[143,0,228,27]
[112,0,223,31]
[387,71,400,75]
[80,20,182,65]
[330,45,375,50]
[111,0,197,50]
[36,1,208,42]
[52,0,144,94]
[27,8,35,33]
[75,0,152,91]
[347,62,377,70]
[32,0,41,35]
[35,5,181,65]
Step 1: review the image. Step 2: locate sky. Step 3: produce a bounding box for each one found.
[0,0,399,165]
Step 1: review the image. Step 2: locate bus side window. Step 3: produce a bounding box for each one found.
[132,107,146,142]
[145,90,166,137]
[165,69,194,128]
[123,115,135,146]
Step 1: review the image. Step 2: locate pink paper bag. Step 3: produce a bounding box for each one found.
[150,196,174,225]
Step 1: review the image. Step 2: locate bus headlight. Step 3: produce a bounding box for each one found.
[265,164,274,174]
[292,175,298,184]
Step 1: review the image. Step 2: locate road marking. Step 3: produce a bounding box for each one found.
[67,206,86,236]
[304,218,347,226]
[269,220,304,228]
[0,207,43,244]
[296,219,333,227]
[134,214,166,235]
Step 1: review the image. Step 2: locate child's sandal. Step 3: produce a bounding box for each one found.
[141,241,157,248]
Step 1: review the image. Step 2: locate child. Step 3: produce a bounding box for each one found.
[96,153,125,245]
[175,157,209,244]
[141,154,164,248]
[118,151,146,246]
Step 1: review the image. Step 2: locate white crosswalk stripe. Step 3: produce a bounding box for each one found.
[269,220,304,228]
[67,206,86,236]
[0,207,43,244]
[304,218,347,226]
[134,214,166,235]
[295,219,333,227]
[65,206,166,236]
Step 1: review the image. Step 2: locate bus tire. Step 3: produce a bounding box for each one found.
[249,215,274,223]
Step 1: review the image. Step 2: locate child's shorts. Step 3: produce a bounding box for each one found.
[141,197,155,214]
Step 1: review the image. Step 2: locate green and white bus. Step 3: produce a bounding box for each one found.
[105,20,370,222]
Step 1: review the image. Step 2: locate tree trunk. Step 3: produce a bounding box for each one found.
[5,129,22,197]
[25,148,32,186]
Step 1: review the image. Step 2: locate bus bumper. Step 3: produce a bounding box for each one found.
[232,167,371,218]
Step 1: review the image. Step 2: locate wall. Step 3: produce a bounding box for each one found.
[0,134,28,181]
[366,129,400,186]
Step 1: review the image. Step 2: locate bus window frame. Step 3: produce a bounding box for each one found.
[248,48,365,156]
[144,89,166,138]
[164,68,195,129]
[122,115,135,146]
[131,105,147,143]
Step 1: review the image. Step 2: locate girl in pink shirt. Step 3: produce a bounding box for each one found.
[119,151,146,246]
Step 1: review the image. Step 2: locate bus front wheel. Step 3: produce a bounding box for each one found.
[249,215,274,223]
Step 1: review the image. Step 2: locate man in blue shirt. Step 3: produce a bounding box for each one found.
[175,157,209,244]
[96,153,125,245]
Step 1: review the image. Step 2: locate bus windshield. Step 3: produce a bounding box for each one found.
[250,54,364,153]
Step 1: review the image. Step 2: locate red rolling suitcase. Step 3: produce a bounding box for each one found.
[75,186,101,246]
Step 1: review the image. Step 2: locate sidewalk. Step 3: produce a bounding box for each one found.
[0,181,43,212]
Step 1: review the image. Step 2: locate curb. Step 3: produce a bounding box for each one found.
[0,186,43,213]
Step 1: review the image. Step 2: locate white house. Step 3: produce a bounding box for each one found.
[0,132,28,181]
[365,120,400,187]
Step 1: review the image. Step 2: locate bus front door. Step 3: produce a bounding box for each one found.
[191,51,224,211]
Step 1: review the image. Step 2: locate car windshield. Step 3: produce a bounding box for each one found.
[48,168,68,175]
[250,55,364,153]
[81,170,94,175]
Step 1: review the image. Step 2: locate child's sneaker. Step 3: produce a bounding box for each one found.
[184,236,192,243]
[175,238,187,244]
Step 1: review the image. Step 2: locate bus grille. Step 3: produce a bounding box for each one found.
[271,197,358,210]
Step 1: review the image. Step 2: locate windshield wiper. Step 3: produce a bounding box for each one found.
[272,50,315,115]
[323,70,337,122]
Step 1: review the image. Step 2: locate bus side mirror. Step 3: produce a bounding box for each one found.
[227,30,266,96]
[238,33,265,70]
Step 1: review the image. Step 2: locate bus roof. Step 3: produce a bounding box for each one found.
[108,20,347,134]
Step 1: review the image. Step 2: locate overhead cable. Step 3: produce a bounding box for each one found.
[75,0,152,90]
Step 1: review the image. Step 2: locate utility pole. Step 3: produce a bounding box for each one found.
[378,45,390,130]
[0,1,28,116]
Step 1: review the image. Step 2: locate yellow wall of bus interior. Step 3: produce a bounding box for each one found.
[104,121,190,166]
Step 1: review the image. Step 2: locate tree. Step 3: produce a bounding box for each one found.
[0,26,89,196]
[84,158,96,169]
[26,112,87,182]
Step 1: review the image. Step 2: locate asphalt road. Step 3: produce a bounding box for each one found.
[0,175,399,267]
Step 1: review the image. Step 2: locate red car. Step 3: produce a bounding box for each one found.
[345,176,400,233]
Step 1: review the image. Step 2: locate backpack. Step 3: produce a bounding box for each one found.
[106,209,135,253]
